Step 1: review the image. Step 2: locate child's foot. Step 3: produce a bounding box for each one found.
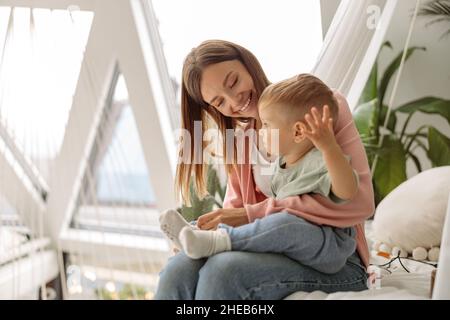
[179,226,231,259]
[159,209,192,249]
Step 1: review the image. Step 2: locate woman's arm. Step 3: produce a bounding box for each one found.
[244,186,373,228]
[222,165,244,209]
[197,207,248,230]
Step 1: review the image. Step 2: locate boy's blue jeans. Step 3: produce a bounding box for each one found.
[220,211,356,274]
[155,212,366,300]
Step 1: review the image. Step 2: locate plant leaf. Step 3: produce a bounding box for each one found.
[358,41,392,105]
[359,62,378,105]
[419,0,450,39]
[353,99,378,138]
[216,176,226,204]
[353,100,396,160]
[206,165,217,196]
[395,97,450,126]
[428,127,450,167]
[407,150,423,173]
[180,177,214,222]
[180,196,215,222]
[439,27,450,39]
[373,135,407,203]
[380,105,397,132]
[180,165,226,221]
[419,0,450,16]
[379,46,426,105]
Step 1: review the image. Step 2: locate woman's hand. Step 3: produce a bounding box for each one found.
[197,208,249,230]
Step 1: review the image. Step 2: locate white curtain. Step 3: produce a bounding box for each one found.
[312,0,398,110]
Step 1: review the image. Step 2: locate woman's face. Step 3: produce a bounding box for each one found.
[200,60,258,119]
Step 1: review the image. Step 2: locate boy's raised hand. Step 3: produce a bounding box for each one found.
[299,105,338,153]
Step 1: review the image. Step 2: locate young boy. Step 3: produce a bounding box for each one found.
[160,74,359,274]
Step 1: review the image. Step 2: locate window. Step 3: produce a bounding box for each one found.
[91,74,156,207]
[71,72,161,237]
[0,7,93,165]
[0,5,93,234]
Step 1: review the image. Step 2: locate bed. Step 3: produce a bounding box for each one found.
[0,227,59,300]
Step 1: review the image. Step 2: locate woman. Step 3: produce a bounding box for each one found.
[155,40,375,300]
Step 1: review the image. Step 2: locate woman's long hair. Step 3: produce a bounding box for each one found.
[176,40,270,205]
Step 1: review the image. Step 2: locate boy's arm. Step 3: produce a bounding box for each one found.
[322,142,358,201]
[300,105,358,201]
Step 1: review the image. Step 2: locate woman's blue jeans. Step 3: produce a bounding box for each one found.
[155,212,367,300]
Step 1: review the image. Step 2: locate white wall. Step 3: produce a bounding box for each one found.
[378,0,450,177]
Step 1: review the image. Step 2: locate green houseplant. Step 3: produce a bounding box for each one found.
[353,42,450,205]
[177,164,226,222]
[419,0,450,39]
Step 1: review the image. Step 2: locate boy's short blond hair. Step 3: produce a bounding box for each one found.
[259,73,339,124]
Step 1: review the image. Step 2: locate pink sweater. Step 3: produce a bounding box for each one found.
[223,92,375,268]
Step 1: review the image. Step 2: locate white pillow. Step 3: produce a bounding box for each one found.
[373,166,450,253]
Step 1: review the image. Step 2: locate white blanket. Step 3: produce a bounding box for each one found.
[285,221,435,300]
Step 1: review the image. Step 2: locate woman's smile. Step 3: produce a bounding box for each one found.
[235,90,254,115]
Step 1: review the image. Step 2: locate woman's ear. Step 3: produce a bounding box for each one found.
[293,121,305,143]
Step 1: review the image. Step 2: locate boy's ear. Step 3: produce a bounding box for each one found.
[293,122,305,143]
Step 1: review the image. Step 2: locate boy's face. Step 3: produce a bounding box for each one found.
[258,103,301,157]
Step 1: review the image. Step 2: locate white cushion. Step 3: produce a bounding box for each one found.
[373,166,450,253]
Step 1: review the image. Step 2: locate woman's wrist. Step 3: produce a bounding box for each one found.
[230,208,249,227]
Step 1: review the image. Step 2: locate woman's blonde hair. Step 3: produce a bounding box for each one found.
[176,40,270,205]
[259,73,339,124]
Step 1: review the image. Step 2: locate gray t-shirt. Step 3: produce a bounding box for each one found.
[270,148,359,203]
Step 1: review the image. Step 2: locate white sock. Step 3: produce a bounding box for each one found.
[179,226,231,259]
[159,209,194,249]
